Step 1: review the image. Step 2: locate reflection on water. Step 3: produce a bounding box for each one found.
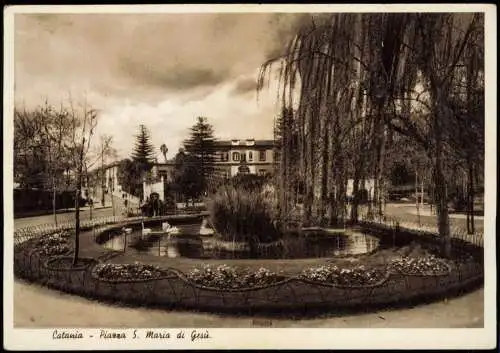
[332,232,380,256]
[101,224,380,260]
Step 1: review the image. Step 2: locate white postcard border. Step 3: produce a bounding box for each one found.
[3,4,497,350]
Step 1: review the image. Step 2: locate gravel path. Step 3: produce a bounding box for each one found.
[14,280,483,328]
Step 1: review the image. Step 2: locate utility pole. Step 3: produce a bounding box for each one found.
[421,175,424,208]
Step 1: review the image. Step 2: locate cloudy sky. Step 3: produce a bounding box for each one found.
[14,12,303,160]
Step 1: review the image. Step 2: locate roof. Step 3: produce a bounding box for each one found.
[255,140,275,146]
[105,160,122,168]
[214,139,275,147]
[153,161,176,167]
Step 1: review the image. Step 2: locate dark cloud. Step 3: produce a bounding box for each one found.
[231,77,258,95]
[112,13,304,92]
[120,57,229,90]
[263,13,309,60]
[15,13,305,102]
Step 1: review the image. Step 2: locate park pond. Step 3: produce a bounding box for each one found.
[97,221,381,260]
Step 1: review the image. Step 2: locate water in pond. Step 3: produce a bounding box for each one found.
[98,221,380,259]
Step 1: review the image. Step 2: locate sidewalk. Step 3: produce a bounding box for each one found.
[400,204,484,220]
[13,205,117,231]
[15,200,114,219]
[14,280,483,328]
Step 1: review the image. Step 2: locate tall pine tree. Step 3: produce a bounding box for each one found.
[131,124,155,169]
[183,117,217,195]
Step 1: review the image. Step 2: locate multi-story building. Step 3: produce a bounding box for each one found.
[212,138,275,178]
[103,161,121,195]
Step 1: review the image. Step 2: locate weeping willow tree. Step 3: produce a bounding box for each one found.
[258,12,484,258]
[259,13,422,227]
[407,13,484,256]
[439,14,485,235]
[260,14,367,228]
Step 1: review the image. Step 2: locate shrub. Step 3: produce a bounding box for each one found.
[229,174,270,192]
[206,184,280,243]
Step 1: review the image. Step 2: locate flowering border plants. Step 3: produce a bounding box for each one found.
[184,264,288,290]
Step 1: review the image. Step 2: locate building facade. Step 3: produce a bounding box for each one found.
[150,162,176,183]
[144,162,176,201]
[140,139,275,200]
[147,139,275,181]
[213,138,275,178]
[103,162,121,195]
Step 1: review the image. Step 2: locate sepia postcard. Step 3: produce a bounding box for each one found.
[3,4,497,350]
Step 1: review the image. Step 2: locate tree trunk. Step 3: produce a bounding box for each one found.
[350,172,360,223]
[303,110,313,227]
[52,175,58,226]
[376,126,387,218]
[73,171,82,266]
[434,168,451,258]
[326,123,336,226]
[87,173,93,221]
[319,119,329,226]
[420,175,424,207]
[340,167,348,227]
[468,161,475,234]
[111,187,116,221]
[416,169,421,226]
[89,194,93,220]
[432,110,452,258]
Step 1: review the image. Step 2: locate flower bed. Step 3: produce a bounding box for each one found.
[300,264,388,287]
[185,264,287,290]
[32,231,72,256]
[92,263,171,282]
[12,214,484,315]
[389,255,451,276]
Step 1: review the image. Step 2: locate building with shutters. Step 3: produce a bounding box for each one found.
[212,138,275,178]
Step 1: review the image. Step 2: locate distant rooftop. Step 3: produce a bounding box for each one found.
[214,139,274,147]
[153,160,176,166]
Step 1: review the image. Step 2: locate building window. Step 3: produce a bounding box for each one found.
[258,169,267,176]
[232,152,240,161]
[249,151,253,161]
[259,150,266,161]
[241,152,246,162]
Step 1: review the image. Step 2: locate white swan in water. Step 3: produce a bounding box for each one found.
[141,222,152,237]
[162,221,180,235]
[167,227,181,235]
[199,218,214,235]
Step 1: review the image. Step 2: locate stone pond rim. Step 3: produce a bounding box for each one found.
[13,213,484,315]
